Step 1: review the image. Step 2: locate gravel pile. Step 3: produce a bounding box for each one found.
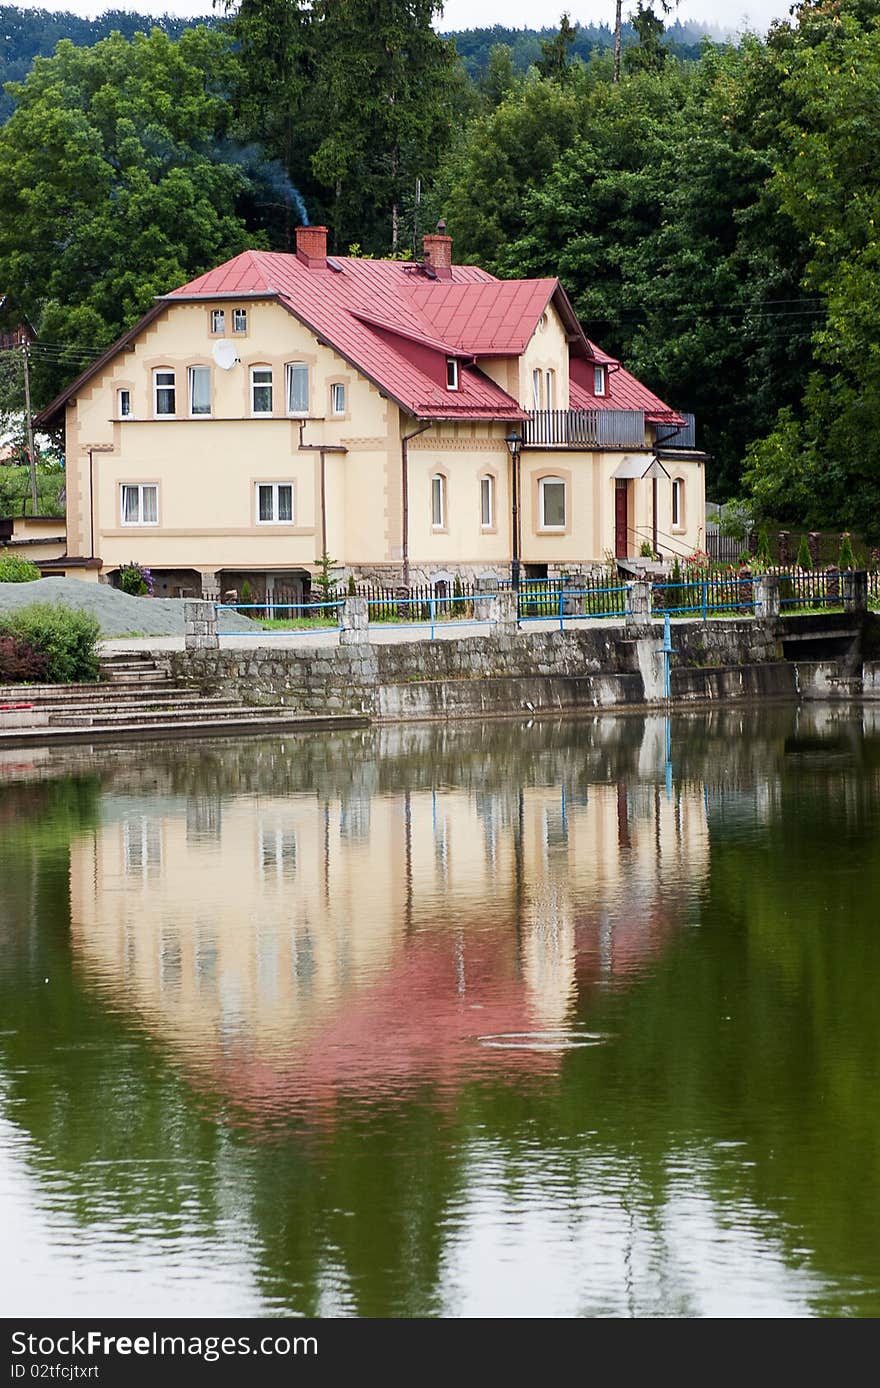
[0,578,261,637]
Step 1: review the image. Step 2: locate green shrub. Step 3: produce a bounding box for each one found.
[0,604,100,683]
[796,533,812,571]
[838,532,856,570]
[117,561,153,596]
[755,526,773,570]
[452,571,465,615]
[347,573,356,596]
[0,550,41,583]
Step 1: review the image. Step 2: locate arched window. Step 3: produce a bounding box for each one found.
[672,477,685,529]
[480,474,494,528]
[188,365,211,416]
[286,362,309,415]
[539,476,566,529]
[250,365,273,415]
[431,473,446,529]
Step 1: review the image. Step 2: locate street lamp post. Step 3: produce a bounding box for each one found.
[505,431,522,591]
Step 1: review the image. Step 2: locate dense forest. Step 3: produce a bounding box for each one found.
[1,0,879,534]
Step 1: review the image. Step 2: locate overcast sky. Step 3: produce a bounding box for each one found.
[5,0,796,40]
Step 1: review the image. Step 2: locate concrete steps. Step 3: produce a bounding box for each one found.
[47,700,268,727]
[1,648,369,745]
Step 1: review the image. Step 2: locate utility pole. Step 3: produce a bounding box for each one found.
[20,338,38,515]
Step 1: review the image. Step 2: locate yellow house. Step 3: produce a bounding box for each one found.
[37,224,706,600]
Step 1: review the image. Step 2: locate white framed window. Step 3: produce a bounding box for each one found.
[446,357,459,390]
[210,309,225,334]
[539,476,566,530]
[256,482,294,524]
[286,362,309,415]
[532,368,542,410]
[232,308,247,334]
[431,473,446,529]
[117,388,131,418]
[672,477,684,528]
[330,382,346,415]
[545,369,555,410]
[594,365,606,396]
[154,369,176,416]
[251,366,273,415]
[480,474,494,528]
[121,483,158,526]
[188,365,211,416]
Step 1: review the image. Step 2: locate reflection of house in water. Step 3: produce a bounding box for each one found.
[68,765,709,1117]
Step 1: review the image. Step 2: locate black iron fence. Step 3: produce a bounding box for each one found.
[775,567,842,610]
[349,581,481,622]
[706,533,748,564]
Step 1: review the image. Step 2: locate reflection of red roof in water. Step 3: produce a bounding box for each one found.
[211,934,560,1123]
[573,901,675,993]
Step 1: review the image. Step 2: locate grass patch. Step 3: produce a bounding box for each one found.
[255,616,340,630]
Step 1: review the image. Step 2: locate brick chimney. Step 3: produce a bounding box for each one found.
[295,225,328,267]
[422,219,453,279]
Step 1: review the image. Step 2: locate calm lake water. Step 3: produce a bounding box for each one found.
[2,706,879,1318]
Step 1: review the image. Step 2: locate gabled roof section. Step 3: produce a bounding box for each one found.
[164,249,525,420]
[36,246,673,428]
[570,357,684,425]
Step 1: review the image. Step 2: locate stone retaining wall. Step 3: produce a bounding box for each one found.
[170,620,786,720]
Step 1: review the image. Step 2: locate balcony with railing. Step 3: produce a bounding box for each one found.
[523,409,646,448]
[522,409,697,450]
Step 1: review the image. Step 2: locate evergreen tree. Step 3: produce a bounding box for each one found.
[623,4,668,74]
[796,533,812,570]
[308,0,459,253]
[536,13,579,82]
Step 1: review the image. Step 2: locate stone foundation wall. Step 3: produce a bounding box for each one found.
[170,620,786,720]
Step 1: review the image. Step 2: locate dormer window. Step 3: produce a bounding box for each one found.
[594,366,607,397]
[446,358,459,391]
[210,309,225,335]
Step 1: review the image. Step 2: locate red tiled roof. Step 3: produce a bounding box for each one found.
[168,250,526,420]
[570,357,683,424]
[407,278,559,354]
[37,247,683,429]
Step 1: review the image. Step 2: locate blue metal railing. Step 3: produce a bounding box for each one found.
[366,594,498,641]
[517,582,630,628]
[650,577,755,619]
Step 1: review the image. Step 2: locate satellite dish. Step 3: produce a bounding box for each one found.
[212,339,239,370]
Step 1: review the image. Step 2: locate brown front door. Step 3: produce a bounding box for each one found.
[615,480,629,558]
